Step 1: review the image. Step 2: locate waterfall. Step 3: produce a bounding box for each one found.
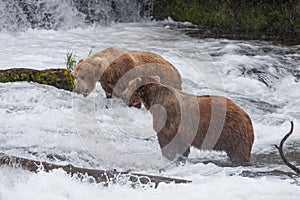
[0,0,153,31]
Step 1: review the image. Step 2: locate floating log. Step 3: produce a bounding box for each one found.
[0,68,75,91]
[0,153,191,188]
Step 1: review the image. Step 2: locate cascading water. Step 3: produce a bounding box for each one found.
[0,0,153,31]
[0,0,300,197]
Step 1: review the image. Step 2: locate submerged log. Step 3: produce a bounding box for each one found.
[0,153,191,188]
[0,68,75,91]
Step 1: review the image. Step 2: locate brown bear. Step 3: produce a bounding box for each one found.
[123,76,254,165]
[73,47,182,107]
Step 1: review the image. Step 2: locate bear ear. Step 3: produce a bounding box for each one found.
[91,57,102,65]
[77,59,84,65]
[121,77,142,98]
[151,76,161,83]
[134,77,142,86]
[128,77,141,88]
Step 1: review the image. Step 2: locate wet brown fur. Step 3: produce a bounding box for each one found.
[126,77,254,165]
[73,47,182,104]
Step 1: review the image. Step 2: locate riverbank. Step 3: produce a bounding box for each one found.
[152,0,300,44]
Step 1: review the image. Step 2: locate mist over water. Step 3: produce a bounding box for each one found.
[0,0,152,31]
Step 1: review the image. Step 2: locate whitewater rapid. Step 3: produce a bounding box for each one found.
[0,22,300,199]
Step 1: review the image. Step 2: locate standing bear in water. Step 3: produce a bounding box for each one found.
[122,76,254,165]
[73,47,182,108]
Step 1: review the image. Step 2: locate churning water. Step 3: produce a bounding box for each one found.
[0,0,153,31]
[0,1,300,199]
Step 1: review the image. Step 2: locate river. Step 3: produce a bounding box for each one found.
[0,0,300,199]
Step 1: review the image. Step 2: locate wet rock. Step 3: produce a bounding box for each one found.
[0,68,75,92]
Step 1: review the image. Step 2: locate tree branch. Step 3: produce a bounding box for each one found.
[275,121,300,175]
[0,153,191,188]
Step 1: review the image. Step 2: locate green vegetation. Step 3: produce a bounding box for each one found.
[153,0,300,42]
[65,51,77,73]
[87,49,93,57]
[0,68,75,91]
[0,50,96,92]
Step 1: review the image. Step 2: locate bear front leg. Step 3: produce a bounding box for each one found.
[158,132,177,161]
[104,86,112,98]
[174,146,190,166]
[226,145,251,166]
[158,131,190,161]
[161,145,177,161]
[100,82,113,98]
[161,141,190,161]
[182,146,190,157]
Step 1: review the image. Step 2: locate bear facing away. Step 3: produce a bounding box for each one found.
[73,47,182,107]
[123,76,254,165]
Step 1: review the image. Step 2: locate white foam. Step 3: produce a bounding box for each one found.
[0,23,300,197]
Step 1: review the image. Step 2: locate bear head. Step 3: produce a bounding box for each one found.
[122,76,161,108]
[73,57,102,97]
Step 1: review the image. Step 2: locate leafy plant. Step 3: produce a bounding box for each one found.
[87,48,93,57]
[65,51,77,73]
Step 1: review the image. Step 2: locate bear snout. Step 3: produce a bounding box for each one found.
[127,97,142,108]
[73,86,81,94]
[128,101,137,107]
[74,83,89,97]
